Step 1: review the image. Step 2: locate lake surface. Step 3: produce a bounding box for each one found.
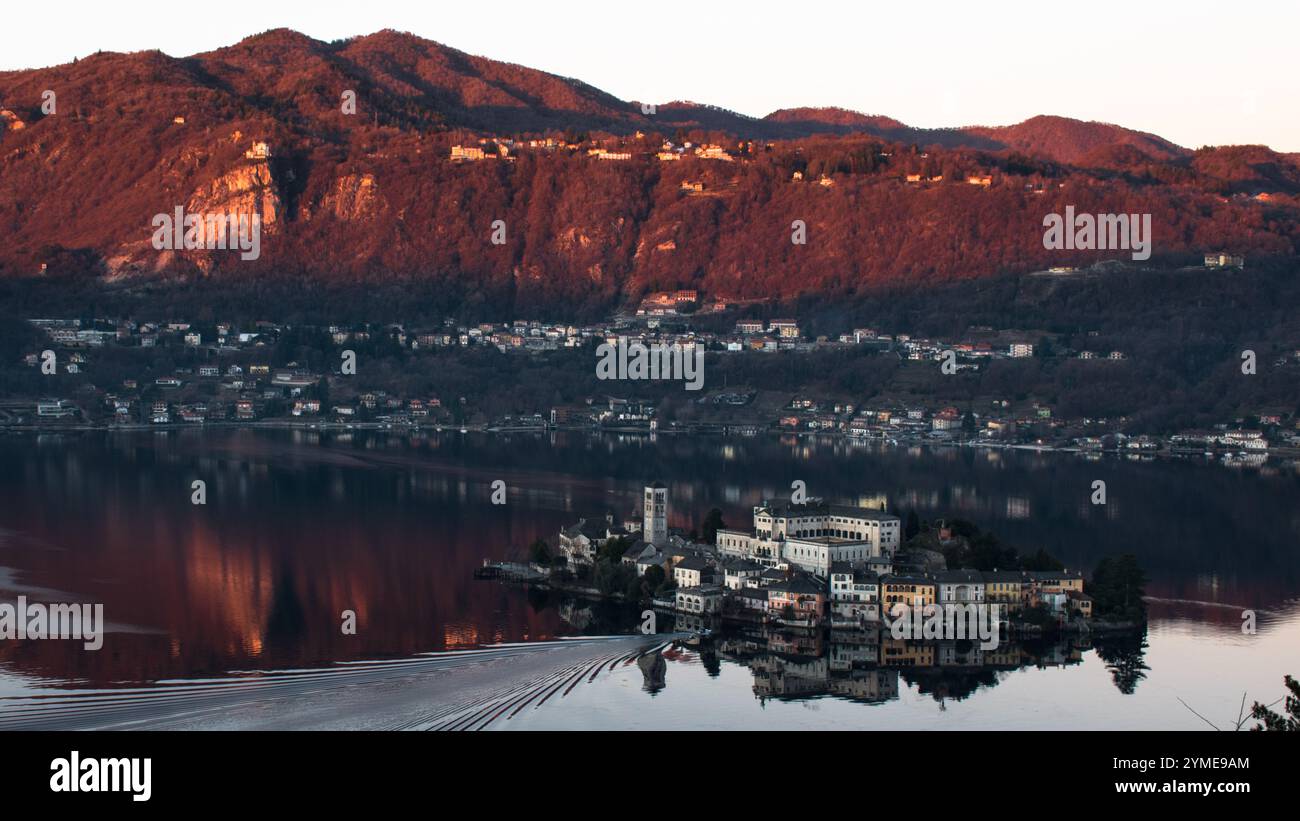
[0,428,1297,729]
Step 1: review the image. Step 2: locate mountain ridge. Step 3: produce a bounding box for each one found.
[1,28,1205,158]
[1,28,1296,316]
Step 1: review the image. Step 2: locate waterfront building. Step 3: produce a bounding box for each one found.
[767,575,827,621]
[983,570,1024,613]
[676,585,723,614]
[36,398,77,418]
[1068,591,1094,617]
[1041,591,1069,612]
[880,574,937,611]
[935,569,986,603]
[1023,569,1085,610]
[830,563,880,624]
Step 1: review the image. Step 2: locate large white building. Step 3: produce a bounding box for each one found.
[716,500,901,576]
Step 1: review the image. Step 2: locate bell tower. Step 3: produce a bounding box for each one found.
[643,482,668,546]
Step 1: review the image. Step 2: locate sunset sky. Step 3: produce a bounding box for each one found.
[3,0,1297,152]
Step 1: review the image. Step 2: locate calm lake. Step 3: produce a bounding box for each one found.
[1,428,1297,729]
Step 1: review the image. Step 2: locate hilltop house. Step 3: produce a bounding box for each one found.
[244,141,272,161]
[449,145,486,162]
[1204,252,1244,268]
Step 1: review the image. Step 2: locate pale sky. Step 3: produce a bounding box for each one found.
[3,0,1297,151]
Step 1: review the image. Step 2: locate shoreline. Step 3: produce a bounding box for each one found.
[2,419,1294,468]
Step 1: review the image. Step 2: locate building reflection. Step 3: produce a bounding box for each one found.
[672,618,1123,706]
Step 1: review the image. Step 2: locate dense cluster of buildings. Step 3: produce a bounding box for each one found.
[447,135,743,165]
[443,134,1022,199]
[20,318,455,425]
[15,313,1300,463]
[670,559,1092,629]
[556,484,1092,629]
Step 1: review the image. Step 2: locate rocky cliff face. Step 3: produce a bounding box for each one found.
[187,159,281,229]
[308,173,381,222]
[0,109,25,131]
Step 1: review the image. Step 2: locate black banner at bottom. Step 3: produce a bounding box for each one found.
[0,730,1284,808]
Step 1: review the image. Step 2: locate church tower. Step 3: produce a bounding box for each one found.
[643,482,668,546]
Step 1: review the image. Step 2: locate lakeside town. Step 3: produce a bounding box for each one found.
[6,301,1299,473]
[3,12,1300,752]
[479,483,1150,636]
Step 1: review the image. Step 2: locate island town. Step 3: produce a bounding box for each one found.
[477,483,1149,636]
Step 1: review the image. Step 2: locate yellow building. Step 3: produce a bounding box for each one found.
[1031,570,1085,595]
[984,571,1024,613]
[1020,570,1087,613]
[880,575,936,609]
